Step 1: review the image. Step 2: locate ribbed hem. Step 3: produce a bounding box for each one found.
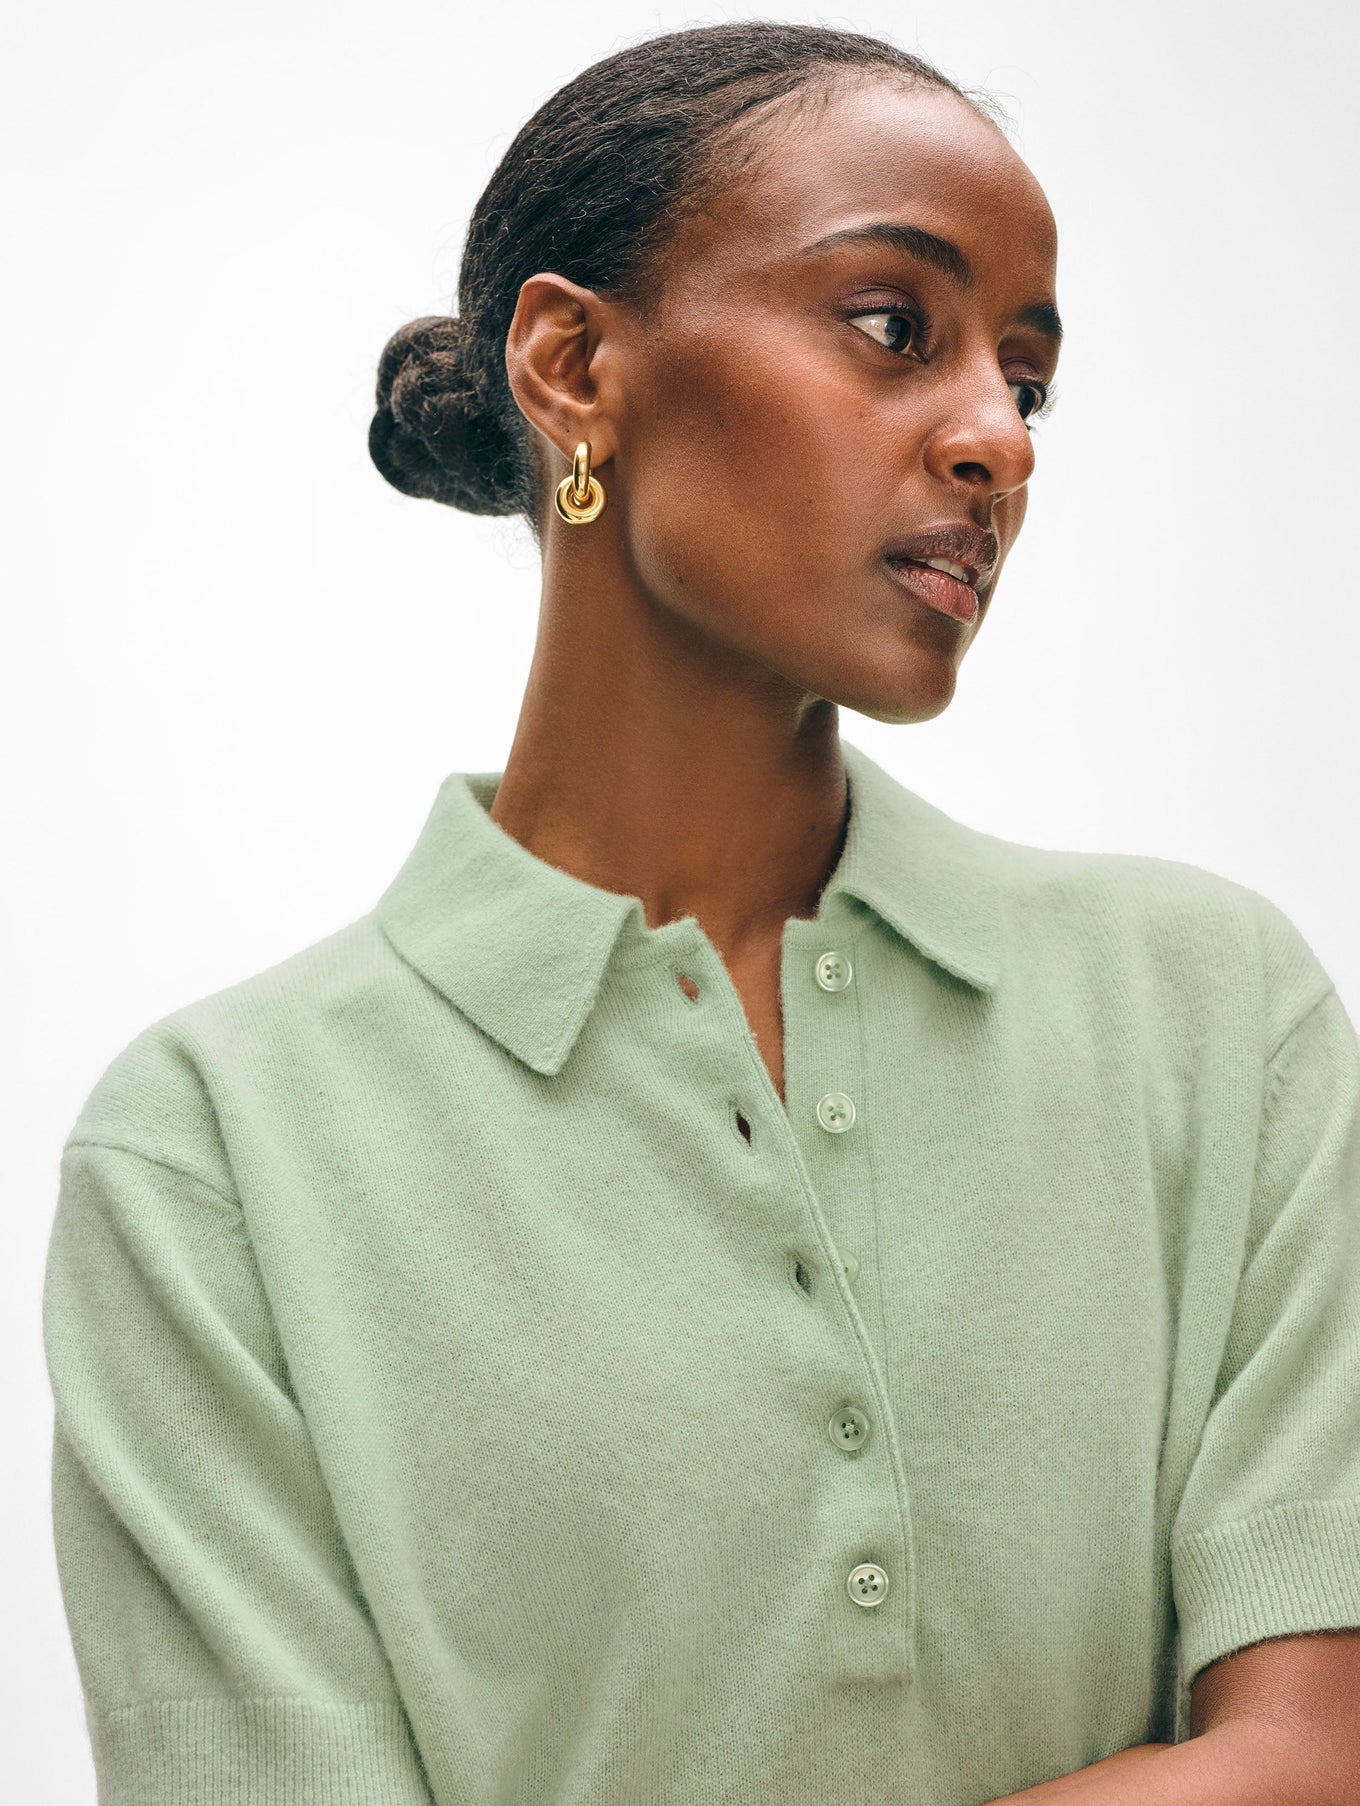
[1173,1498,1360,1686]
[89,1698,431,1805]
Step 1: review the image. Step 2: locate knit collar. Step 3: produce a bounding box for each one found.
[375,737,1002,1076]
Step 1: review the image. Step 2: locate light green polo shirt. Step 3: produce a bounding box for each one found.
[43,737,1360,1806]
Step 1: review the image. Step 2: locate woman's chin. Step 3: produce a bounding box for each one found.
[824,655,963,725]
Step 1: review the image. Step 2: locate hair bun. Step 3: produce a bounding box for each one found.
[369,314,517,514]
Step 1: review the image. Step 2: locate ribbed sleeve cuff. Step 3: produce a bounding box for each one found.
[89,1698,432,1805]
[1173,1497,1360,1686]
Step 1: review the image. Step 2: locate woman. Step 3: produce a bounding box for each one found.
[43,21,1360,1806]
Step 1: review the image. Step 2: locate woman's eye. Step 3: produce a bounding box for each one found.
[848,310,923,355]
[1011,379,1044,419]
[848,310,1057,434]
[1012,378,1057,433]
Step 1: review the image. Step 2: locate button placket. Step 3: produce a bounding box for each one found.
[812,948,857,1137]
[683,925,902,1647]
[807,942,891,1616]
[803,951,866,1332]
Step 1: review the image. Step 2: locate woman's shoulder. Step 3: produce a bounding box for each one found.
[61,909,406,1191]
[957,813,1337,1058]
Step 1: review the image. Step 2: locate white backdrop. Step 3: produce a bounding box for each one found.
[5,2,1357,1795]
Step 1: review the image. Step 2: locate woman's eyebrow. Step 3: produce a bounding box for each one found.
[794,220,1063,347]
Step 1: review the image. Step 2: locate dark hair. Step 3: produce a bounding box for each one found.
[368,20,1002,533]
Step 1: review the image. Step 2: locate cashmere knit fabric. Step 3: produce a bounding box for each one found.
[43,736,1360,1806]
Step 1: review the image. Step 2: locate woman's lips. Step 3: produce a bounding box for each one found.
[883,556,980,624]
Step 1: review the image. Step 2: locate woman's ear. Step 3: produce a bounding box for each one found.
[503,272,623,481]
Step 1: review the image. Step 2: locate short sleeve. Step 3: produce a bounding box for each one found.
[43,1137,434,1806]
[1170,984,1360,1691]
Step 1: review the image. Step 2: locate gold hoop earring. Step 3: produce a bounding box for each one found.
[554,439,607,524]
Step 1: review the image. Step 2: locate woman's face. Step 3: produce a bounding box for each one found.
[608,77,1062,724]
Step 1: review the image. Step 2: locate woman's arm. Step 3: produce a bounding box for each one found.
[986,1720,1339,1804]
[988,967,1360,1806]
[44,1118,434,1804]
[986,1627,1360,1803]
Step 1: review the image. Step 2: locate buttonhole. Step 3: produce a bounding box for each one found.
[730,1103,754,1148]
[790,1254,813,1296]
[675,969,700,1004]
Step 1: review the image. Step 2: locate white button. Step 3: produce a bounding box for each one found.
[841,1251,860,1285]
[847,1561,889,1607]
[829,1406,871,1451]
[815,949,853,992]
[816,1091,856,1133]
